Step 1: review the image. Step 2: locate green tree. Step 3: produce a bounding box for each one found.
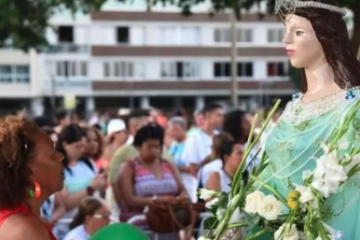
[2,0,359,52]
[0,0,106,51]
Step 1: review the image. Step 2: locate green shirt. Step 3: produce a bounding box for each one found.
[109,144,173,183]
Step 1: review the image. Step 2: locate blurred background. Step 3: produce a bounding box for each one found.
[0,0,357,119]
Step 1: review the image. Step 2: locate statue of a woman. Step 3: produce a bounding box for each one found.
[255,0,360,239]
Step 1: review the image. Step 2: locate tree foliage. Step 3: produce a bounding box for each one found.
[2,0,360,51]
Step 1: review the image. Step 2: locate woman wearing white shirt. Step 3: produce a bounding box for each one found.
[206,139,244,193]
[64,197,111,240]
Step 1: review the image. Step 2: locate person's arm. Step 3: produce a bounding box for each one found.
[1,215,52,240]
[51,192,66,225]
[166,161,189,200]
[61,173,107,210]
[109,146,127,184]
[181,135,201,166]
[206,172,221,192]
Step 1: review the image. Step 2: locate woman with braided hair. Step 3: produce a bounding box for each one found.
[0,115,64,240]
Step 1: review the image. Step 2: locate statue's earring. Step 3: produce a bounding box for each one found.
[29,182,41,199]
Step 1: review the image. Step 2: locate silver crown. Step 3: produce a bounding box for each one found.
[275,0,346,19]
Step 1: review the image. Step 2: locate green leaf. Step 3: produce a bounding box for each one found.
[204,216,218,230]
[217,192,229,208]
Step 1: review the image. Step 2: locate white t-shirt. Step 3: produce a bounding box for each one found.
[63,225,90,240]
[41,194,55,221]
[201,159,223,188]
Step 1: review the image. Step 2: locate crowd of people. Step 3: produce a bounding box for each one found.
[0,103,282,240]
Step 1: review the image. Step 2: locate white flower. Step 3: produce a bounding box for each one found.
[229,208,243,224]
[205,197,219,209]
[311,179,336,198]
[294,184,318,209]
[302,170,312,181]
[199,189,218,201]
[197,236,212,240]
[312,151,347,198]
[244,191,265,214]
[274,223,299,240]
[257,195,282,221]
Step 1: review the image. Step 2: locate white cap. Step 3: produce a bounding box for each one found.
[107,119,126,136]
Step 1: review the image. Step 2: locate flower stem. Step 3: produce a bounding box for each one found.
[232,100,281,195]
[244,229,270,240]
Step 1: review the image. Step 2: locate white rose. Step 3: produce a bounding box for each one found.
[205,197,219,209]
[244,191,265,214]
[257,195,282,221]
[199,189,218,201]
[274,223,299,240]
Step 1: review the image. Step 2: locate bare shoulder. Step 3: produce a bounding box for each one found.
[0,214,51,240]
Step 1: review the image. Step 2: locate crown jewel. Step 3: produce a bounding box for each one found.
[275,0,346,19]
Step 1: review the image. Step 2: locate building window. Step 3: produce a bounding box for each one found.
[237,29,253,42]
[160,27,178,45]
[214,62,253,77]
[267,62,286,76]
[161,61,199,79]
[0,65,30,83]
[181,27,200,45]
[267,29,284,42]
[56,61,87,77]
[237,62,253,76]
[58,26,74,43]
[116,27,129,43]
[103,61,138,78]
[214,28,230,42]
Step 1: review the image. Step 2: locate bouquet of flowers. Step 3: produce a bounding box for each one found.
[198,99,360,240]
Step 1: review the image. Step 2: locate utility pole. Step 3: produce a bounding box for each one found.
[230,9,239,109]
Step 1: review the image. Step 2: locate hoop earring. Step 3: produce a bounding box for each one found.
[29,182,41,199]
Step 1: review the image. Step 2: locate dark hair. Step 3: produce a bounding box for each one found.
[222,110,248,144]
[33,116,55,128]
[41,126,56,137]
[56,124,94,174]
[83,127,104,160]
[211,132,234,159]
[202,103,222,115]
[0,116,38,209]
[133,124,164,148]
[219,140,236,164]
[281,0,360,92]
[129,109,150,119]
[69,197,103,230]
[55,109,68,122]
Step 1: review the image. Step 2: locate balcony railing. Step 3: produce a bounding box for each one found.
[44,44,90,54]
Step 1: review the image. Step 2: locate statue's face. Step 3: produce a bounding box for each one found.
[283,14,325,69]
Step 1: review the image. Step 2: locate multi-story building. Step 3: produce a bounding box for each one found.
[4,8,292,116]
[0,48,44,115]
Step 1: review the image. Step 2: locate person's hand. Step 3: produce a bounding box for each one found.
[91,173,107,191]
[157,196,178,204]
[188,164,199,177]
[176,192,190,204]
